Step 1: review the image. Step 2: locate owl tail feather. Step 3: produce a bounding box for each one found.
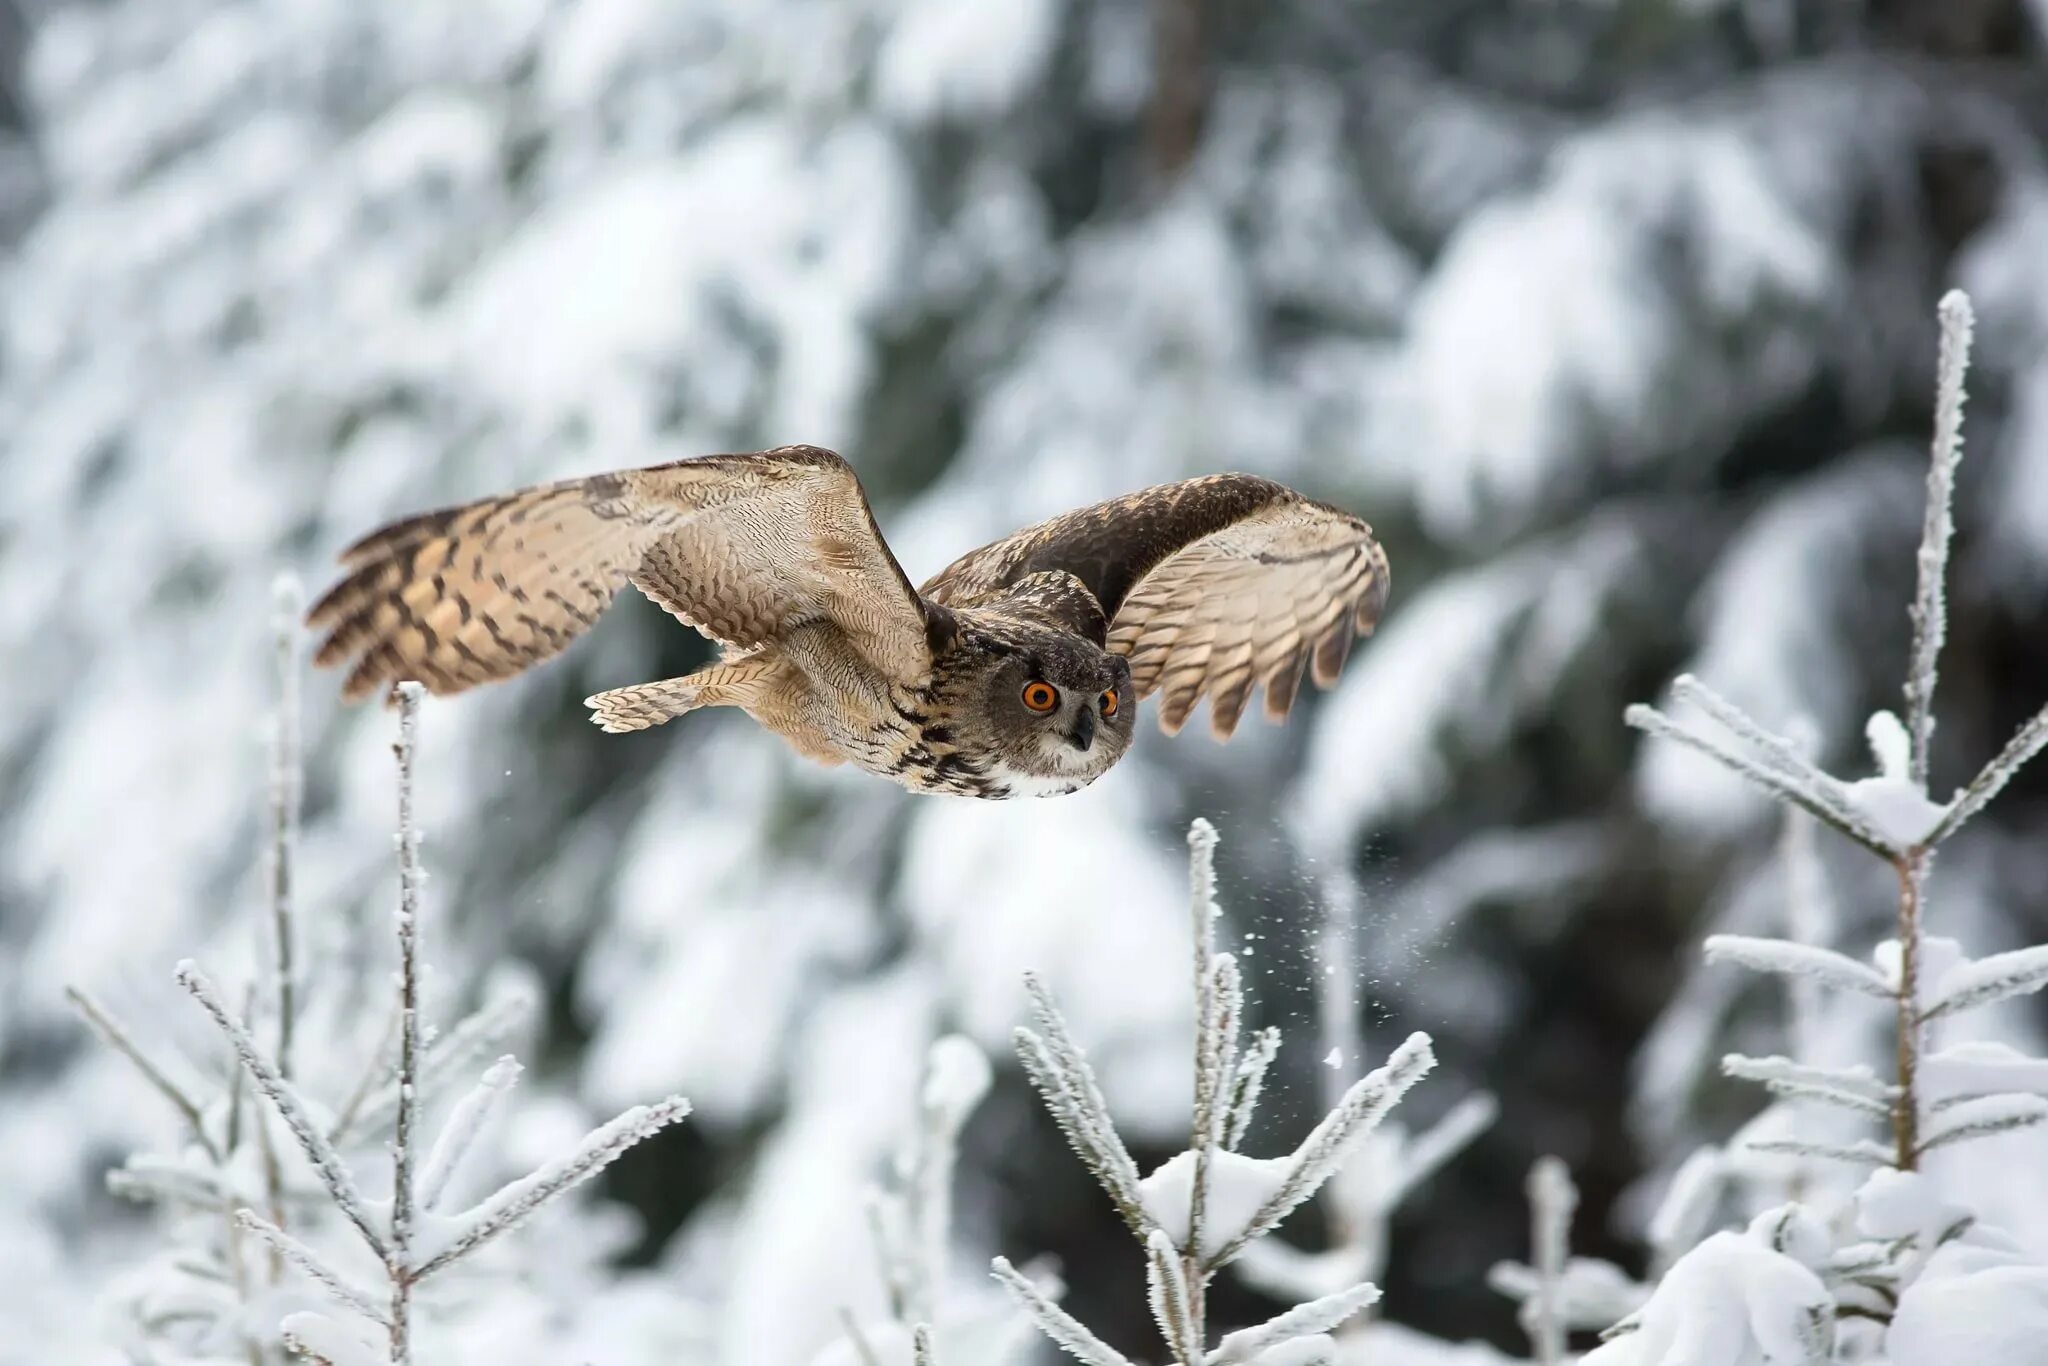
[585,658,770,734]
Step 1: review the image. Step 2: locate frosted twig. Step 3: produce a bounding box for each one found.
[1670,676,1840,799]
[176,960,386,1258]
[912,1324,938,1366]
[418,1056,522,1211]
[1187,821,1223,1300]
[1930,702,2048,844]
[390,680,425,1363]
[990,1257,1135,1366]
[65,986,220,1162]
[1624,704,1887,852]
[1224,1027,1281,1152]
[1905,290,1973,784]
[412,1094,691,1277]
[1524,1157,1575,1366]
[1207,1281,1381,1364]
[1146,1230,1202,1366]
[1701,935,1894,1000]
[236,1210,385,1324]
[1017,974,1151,1233]
[269,574,303,1080]
[1209,1032,1435,1269]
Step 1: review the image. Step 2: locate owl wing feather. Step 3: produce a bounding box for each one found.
[921,474,1388,738]
[307,446,931,702]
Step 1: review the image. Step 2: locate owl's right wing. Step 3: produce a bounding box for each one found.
[308,446,933,702]
[921,474,1388,738]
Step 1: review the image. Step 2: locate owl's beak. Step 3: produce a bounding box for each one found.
[1067,706,1096,753]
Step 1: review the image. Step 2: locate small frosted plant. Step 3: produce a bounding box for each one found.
[993,818,1436,1365]
[1628,290,2048,1176]
[70,624,690,1366]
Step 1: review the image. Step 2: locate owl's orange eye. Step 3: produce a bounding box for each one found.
[1022,681,1060,712]
[1100,688,1119,718]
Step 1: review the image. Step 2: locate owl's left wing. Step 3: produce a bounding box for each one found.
[921,474,1388,738]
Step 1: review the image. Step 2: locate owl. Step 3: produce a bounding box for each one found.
[307,447,1389,798]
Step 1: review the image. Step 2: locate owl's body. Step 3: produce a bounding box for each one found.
[308,447,1387,798]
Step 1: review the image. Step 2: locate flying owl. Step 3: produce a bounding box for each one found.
[307,447,1388,798]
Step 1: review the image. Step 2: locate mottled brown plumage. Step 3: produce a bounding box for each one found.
[308,447,1389,798]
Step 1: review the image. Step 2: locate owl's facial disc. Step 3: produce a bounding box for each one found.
[990,643,1134,792]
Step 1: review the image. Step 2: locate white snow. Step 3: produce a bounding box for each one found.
[1139,1148,1293,1262]
[1578,1224,1831,1365]
[874,0,1060,122]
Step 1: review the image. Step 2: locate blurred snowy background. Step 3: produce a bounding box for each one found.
[3,0,2048,1361]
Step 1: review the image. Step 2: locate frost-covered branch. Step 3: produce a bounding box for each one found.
[989,1257,1134,1366]
[1015,975,1151,1235]
[236,1211,384,1324]
[1702,936,1894,1001]
[388,682,425,1361]
[177,960,387,1259]
[1207,1282,1380,1365]
[1904,290,1972,784]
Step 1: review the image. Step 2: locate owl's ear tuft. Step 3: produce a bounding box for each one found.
[923,601,960,656]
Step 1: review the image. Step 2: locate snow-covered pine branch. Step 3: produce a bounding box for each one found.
[1918,943,2048,1022]
[1622,702,1890,854]
[1928,700,2048,843]
[408,1092,690,1277]
[1205,1033,1435,1270]
[1204,1281,1380,1364]
[1700,936,1894,1000]
[1914,1094,2048,1156]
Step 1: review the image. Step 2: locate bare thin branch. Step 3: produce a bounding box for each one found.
[66,986,219,1162]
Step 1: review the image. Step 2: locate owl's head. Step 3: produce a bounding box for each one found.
[951,621,1136,797]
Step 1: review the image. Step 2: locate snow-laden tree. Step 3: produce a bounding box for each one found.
[7,0,2048,1360]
